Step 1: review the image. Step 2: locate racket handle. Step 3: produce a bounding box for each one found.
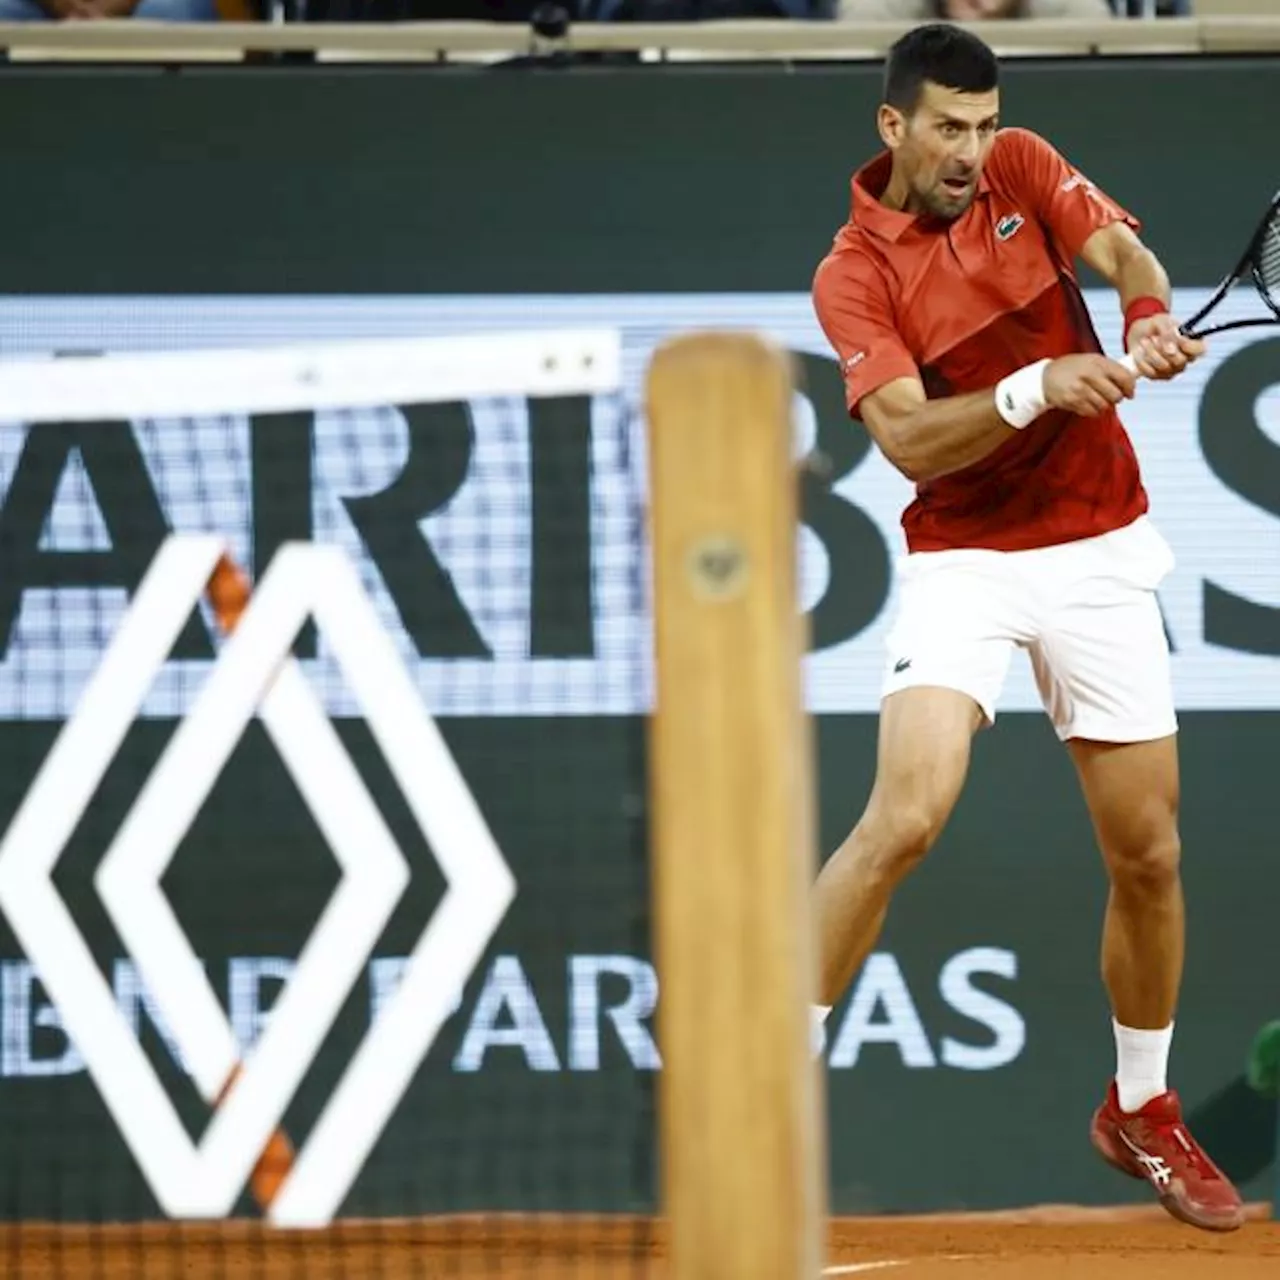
[1117,352,1140,377]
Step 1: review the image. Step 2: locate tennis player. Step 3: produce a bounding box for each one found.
[810,22,1243,1232]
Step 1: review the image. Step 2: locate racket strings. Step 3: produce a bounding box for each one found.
[1257,211,1280,305]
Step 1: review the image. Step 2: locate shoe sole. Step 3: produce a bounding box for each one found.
[1157,1191,1246,1234]
[1090,1116,1246,1234]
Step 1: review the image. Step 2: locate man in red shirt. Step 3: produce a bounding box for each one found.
[810,23,1244,1232]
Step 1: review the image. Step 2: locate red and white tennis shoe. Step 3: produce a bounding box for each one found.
[1090,1082,1245,1232]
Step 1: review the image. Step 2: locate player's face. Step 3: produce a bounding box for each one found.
[883,83,1000,220]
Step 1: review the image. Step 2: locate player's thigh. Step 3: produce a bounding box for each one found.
[1068,734,1180,881]
[863,685,985,859]
[866,550,1021,856]
[1031,523,1178,746]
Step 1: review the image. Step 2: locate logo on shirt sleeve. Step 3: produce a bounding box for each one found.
[1062,170,1114,209]
[842,350,867,374]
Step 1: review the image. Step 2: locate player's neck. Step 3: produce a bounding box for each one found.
[879,167,919,216]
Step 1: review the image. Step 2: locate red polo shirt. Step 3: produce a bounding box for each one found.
[812,127,1149,554]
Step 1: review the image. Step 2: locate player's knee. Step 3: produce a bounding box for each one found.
[863,801,944,882]
[1108,828,1182,897]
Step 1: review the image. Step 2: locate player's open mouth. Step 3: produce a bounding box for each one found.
[942,177,971,195]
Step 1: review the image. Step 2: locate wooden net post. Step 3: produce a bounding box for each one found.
[645,331,826,1280]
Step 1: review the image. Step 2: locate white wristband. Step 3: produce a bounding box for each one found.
[994,358,1051,430]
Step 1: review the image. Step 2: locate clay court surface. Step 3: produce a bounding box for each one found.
[6,1206,1280,1278]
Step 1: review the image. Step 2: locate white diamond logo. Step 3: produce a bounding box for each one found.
[0,534,516,1226]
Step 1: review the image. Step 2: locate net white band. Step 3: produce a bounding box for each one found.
[0,328,621,422]
[994,358,1051,430]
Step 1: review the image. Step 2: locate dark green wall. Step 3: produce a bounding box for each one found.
[1,58,1277,294]
[817,711,1280,1214]
[1,712,1275,1219]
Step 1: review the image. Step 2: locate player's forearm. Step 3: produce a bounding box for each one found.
[883,391,1016,483]
[1080,223,1172,317]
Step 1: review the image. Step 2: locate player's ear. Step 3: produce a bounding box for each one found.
[877,103,907,151]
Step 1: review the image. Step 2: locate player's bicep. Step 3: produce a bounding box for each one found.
[1078,221,1147,287]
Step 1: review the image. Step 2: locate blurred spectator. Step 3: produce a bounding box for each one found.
[311,1,835,17]
[839,0,1112,14]
[416,0,833,14]
[404,1,545,14]
[1113,0,1189,13]
[0,0,214,16]
[593,1,833,13]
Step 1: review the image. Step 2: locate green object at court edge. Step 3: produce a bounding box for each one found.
[1246,1021,1280,1099]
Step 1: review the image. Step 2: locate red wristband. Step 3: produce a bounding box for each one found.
[1123,295,1167,340]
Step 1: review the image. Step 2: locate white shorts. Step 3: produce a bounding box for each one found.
[882,516,1178,743]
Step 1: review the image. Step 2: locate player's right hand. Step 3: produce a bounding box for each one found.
[1126,314,1207,382]
[1043,354,1137,417]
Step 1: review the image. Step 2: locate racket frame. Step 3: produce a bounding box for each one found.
[1177,189,1280,339]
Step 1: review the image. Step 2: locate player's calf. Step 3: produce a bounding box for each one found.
[1072,736,1184,1035]
[813,804,949,1010]
[1104,824,1183,1027]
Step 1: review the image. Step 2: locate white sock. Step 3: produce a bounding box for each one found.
[1113,1018,1174,1113]
[812,1005,832,1058]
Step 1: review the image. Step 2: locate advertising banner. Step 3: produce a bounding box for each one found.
[0,294,1275,1221]
[0,292,1276,719]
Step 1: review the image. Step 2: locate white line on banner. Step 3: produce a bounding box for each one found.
[0,328,621,421]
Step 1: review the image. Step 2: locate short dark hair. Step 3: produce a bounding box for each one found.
[884,23,999,114]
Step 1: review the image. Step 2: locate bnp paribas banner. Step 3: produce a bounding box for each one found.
[0,296,1274,1225]
[0,292,1275,724]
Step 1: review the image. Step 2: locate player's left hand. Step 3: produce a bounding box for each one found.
[1125,313,1206,382]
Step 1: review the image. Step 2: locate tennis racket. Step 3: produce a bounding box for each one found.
[1119,188,1280,375]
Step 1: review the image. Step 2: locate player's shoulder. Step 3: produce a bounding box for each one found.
[986,126,1066,183]
[813,223,890,305]
[991,125,1059,156]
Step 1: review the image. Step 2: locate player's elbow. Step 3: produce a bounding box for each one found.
[878,428,934,484]
[892,455,932,484]
[862,392,953,482]
[892,448,938,484]
[865,417,930,483]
